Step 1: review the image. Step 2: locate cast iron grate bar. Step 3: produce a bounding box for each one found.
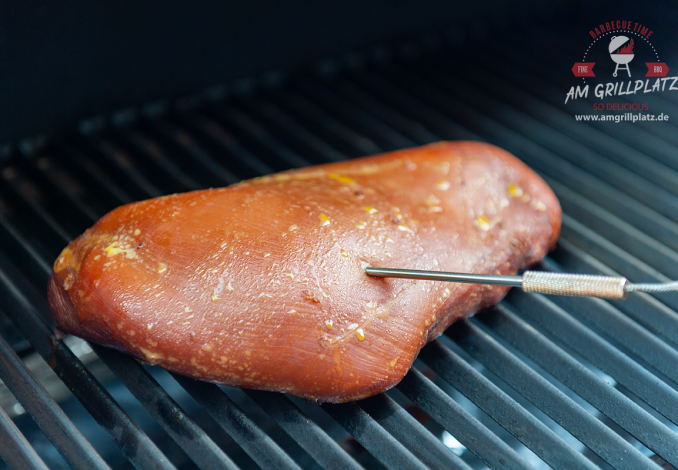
[178,111,277,178]
[478,304,678,467]
[0,403,49,470]
[92,346,239,470]
[51,144,135,207]
[258,89,383,158]
[171,376,303,470]
[561,214,668,284]
[245,92,360,160]
[507,288,678,425]
[243,390,364,470]
[418,341,598,470]
[358,393,471,470]
[108,126,203,192]
[397,368,531,470]
[288,77,416,150]
[0,214,53,292]
[314,75,441,144]
[141,118,241,186]
[340,70,481,142]
[321,402,428,470]
[447,318,661,470]
[208,102,311,169]
[550,180,678,279]
[78,134,164,198]
[0,322,109,470]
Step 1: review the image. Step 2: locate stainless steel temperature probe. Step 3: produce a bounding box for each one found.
[365,267,678,300]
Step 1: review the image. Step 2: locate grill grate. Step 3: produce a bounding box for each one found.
[2,9,678,469]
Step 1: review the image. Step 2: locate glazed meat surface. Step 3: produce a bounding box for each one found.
[48,142,561,403]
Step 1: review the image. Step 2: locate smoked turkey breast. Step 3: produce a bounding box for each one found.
[49,141,561,403]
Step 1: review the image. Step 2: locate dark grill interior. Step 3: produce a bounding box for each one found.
[2,5,678,469]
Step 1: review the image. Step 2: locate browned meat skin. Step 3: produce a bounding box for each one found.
[48,142,561,403]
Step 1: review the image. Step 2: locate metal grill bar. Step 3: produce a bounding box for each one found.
[507,289,678,424]
[311,75,440,144]
[321,402,428,470]
[447,318,658,470]
[0,323,109,470]
[478,305,678,467]
[142,119,240,186]
[171,376,302,470]
[208,103,310,169]
[544,169,678,256]
[397,368,531,470]
[359,393,471,470]
[253,92,365,159]
[243,390,362,470]
[550,181,678,279]
[80,135,163,198]
[179,111,276,178]
[0,216,53,293]
[92,346,239,470]
[345,70,480,141]
[111,126,202,191]
[53,145,134,206]
[25,157,101,225]
[0,169,74,244]
[289,77,416,149]
[0,388,49,470]
[418,341,598,470]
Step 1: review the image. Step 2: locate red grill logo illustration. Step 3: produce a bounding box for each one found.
[609,36,634,77]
